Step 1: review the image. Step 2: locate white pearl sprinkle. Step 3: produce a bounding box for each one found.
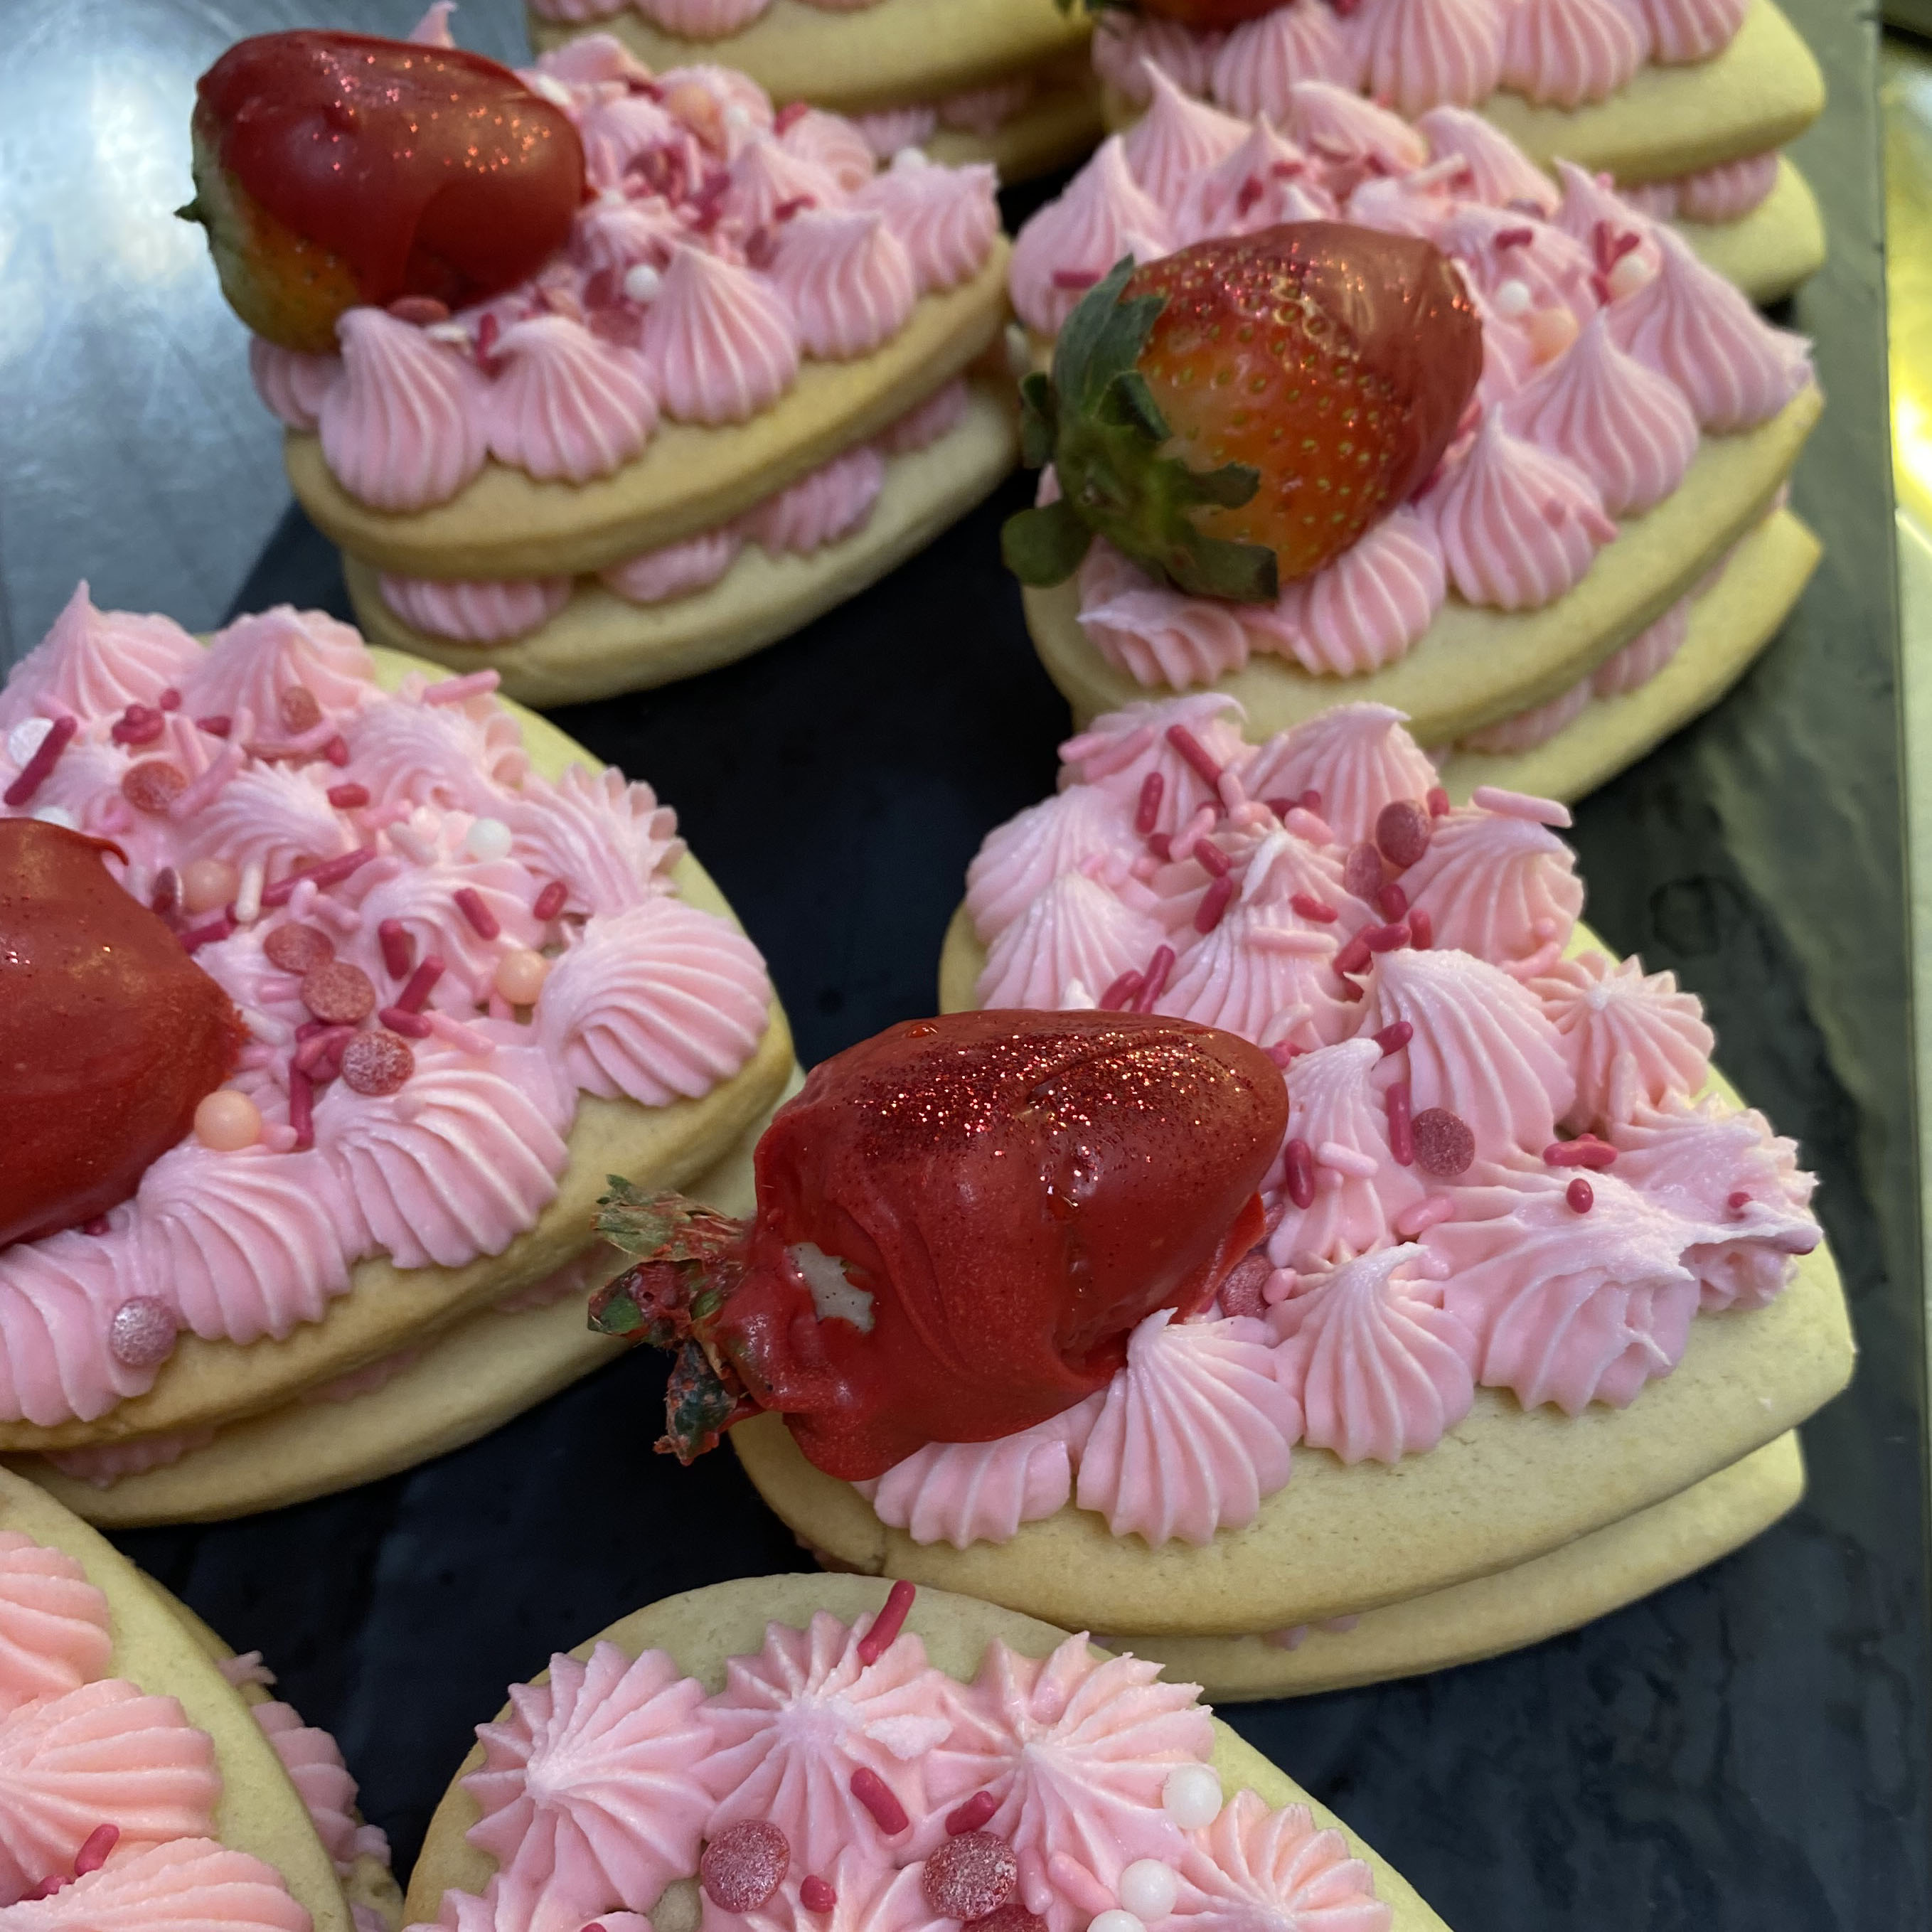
[465,816,514,862]
[31,804,78,831]
[624,263,663,304]
[1118,1862,1178,1921]
[1493,277,1532,319]
[892,144,931,171]
[1161,1765,1222,1830]
[723,103,753,135]
[1606,252,1652,300]
[1089,1913,1145,1932]
[6,717,52,768]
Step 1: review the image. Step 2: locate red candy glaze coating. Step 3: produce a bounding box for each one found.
[923,1834,1018,1921]
[0,821,242,1246]
[700,1822,789,1914]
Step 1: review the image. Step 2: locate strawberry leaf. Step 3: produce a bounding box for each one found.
[1003,499,1096,586]
[1018,371,1057,469]
[658,1340,752,1463]
[1099,370,1169,442]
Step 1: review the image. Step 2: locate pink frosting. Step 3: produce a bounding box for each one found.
[1502,0,1648,107]
[1174,1789,1390,1932]
[855,1397,1104,1549]
[1592,595,1690,695]
[876,378,970,457]
[1551,159,1663,280]
[1675,151,1780,223]
[1211,4,1362,122]
[249,339,340,433]
[1060,693,1252,821]
[769,209,918,361]
[0,1234,159,1426]
[1394,804,1582,969]
[1345,0,1506,117]
[41,1430,217,1488]
[852,107,940,159]
[182,606,379,727]
[1241,704,1437,847]
[0,1679,219,1904]
[1074,1309,1297,1545]
[1608,227,1811,433]
[1530,949,1714,1131]
[340,690,528,812]
[601,530,744,606]
[466,1644,718,1929]
[1122,65,1249,215]
[1176,119,1335,246]
[639,246,802,425]
[701,1611,965,1874]
[1458,677,1592,755]
[778,109,877,193]
[723,139,846,242]
[1093,16,1224,102]
[320,309,485,512]
[1273,1245,1479,1463]
[536,898,773,1107]
[740,444,885,554]
[1009,137,1174,336]
[175,767,352,882]
[251,1701,387,1877]
[1632,0,1749,65]
[0,1838,310,1932]
[0,587,201,740]
[507,762,684,916]
[482,317,658,484]
[636,0,772,33]
[380,575,573,644]
[1076,556,1254,690]
[1503,311,1699,518]
[575,95,690,193]
[0,1535,110,1722]
[1418,106,1559,215]
[1249,509,1446,676]
[575,195,683,285]
[1428,415,1616,610]
[976,871,1165,1011]
[296,1345,427,1405]
[1283,82,1430,182]
[855,159,999,295]
[965,786,1136,943]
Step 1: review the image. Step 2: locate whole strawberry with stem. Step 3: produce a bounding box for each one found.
[1005,225,1483,602]
[182,31,586,354]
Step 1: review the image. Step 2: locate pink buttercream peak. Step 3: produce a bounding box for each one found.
[1009,138,1175,336]
[639,245,801,425]
[1122,63,1249,215]
[976,871,1165,1013]
[0,585,202,740]
[1060,694,1252,830]
[481,316,658,484]
[1174,1788,1390,1932]
[965,784,1136,944]
[250,338,341,432]
[1175,119,1333,245]
[0,1838,309,1932]
[1211,4,1362,122]
[855,159,1000,295]
[1283,82,1429,183]
[1241,705,1436,848]
[1394,804,1582,971]
[1248,509,1446,678]
[0,1535,111,1722]
[1345,0,1507,117]
[1502,0,1647,107]
[1530,949,1714,1132]
[1416,107,1559,215]
[321,307,485,511]
[1634,0,1749,65]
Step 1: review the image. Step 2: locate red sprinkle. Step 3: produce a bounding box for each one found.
[111,704,166,747]
[1375,799,1431,868]
[800,1878,838,1914]
[1363,921,1409,953]
[4,715,78,807]
[159,688,181,711]
[946,1792,999,1836]
[1299,789,1323,815]
[1264,796,1296,821]
[289,1068,316,1151]
[150,868,180,918]
[1165,722,1223,791]
[1134,944,1176,1012]
[1542,1136,1617,1170]
[1099,969,1144,1012]
[1495,225,1535,247]
[82,1217,111,1237]
[1343,841,1384,902]
[1284,1136,1315,1210]
[922,1832,1018,1922]
[122,759,188,816]
[850,1767,909,1835]
[264,922,336,974]
[341,1030,416,1096]
[701,1822,791,1913]
[279,685,323,734]
[1727,1190,1751,1212]
[378,918,415,981]
[774,99,811,132]
[73,1825,119,1877]
[1333,933,1371,978]
[178,914,235,954]
[455,887,501,940]
[1264,1039,1303,1068]
[1290,892,1338,923]
[261,846,374,907]
[301,960,377,1025]
[1387,1081,1414,1166]
[1052,267,1101,291]
[1134,771,1164,836]
[1375,882,1409,922]
[1409,908,1434,951]
[533,880,568,922]
[1195,875,1235,933]
[378,1005,434,1039]
[1411,1107,1475,1178]
[1375,1021,1413,1056]
[856,1579,917,1665]
[294,1025,355,1077]
[395,956,447,1013]
[197,715,233,738]
[324,735,351,767]
[328,781,371,809]
[1567,1177,1595,1212]
[1426,786,1451,818]
[1194,838,1231,879]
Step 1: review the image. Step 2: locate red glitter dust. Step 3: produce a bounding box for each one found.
[265,922,336,974]
[700,1822,790,1914]
[923,1832,1018,1922]
[301,961,377,1026]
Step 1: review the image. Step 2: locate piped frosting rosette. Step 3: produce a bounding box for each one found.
[725,696,1852,1690]
[1005,98,1821,793]
[0,1465,383,1932]
[1087,0,1825,297]
[0,589,792,1520]
[260,13,1014,707]
[400,1574,1450,1932]
[521,0,1101,183]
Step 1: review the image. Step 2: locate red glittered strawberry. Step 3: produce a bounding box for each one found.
[1004,224,1483,601]
[590,1010,1288,1480]
[183,31,586,353]
[1,821,242,1247]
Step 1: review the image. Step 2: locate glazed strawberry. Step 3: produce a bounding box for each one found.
[592,1010,1287,1478]
[1004,225,1483,600]
[0,822,243,1247]
[183,32,586,354]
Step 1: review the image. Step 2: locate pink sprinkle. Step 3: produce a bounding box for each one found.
[533,880,568,922]
[178,914,235,953]
[1728,1189,1751,1212]
[1375,1021,1413,1055]
[454,887,501,939]
[294,1024,356,1075]
[1265,1039,1303,1068]
[73,1825,119,1877]
[1495,225,1535,247]
[1364,921,1409,953]
[424,670,501,705]
[856,1579,917,1665]
[1333,933,1371,978]
[261,845,375,907]
[850,1767,909,1835]
[1264,796,1296,820]
[1409,908,1434,950]
[1284,1136,1315,1210]
[1567,1177,1595,1212]
[1426,786,1451,817]
[1375,882,1408,922]
[1375,799,1431,869]
[1134,944,1176,1012]
[476,311,501,361]
[1099,969,1143,1012]
[1291,892,1338,923]
[4,715,76,806]
[1195,875,1235,932]
[378,1005,434,1039]
[1194,838,1231,880]
[197,715,233,737]
[378,918,415,981]
[395,955,447,1013]
[775,99,811,132]
[289,1068,315,1151]
[1387,1082,1414,1165]
[800,1878,838,1914]
[324,735,350,767]
[82,1217,110,1237]
[150,868,179,917]
[1394,1195,1456,1238]
[425,1010,496,1056]
[1165,722,1223,791]
[947,1792,999,1836]
[1542,1136,1617,1170]
[328,781,371,808]
[1146,831,1173,863]
[159,687,181,711]
[1471,784,1571,827]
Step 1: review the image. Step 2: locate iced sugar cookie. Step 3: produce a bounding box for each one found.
[1000,129,1819,794]
[402,1574,1451,1932]
[1084,0,1825,300]
[582,700,1851,1690]
[0,1466,380,1931]
[526,0,1103,182]
[192,19,1014,705]
[0,591,794,1522]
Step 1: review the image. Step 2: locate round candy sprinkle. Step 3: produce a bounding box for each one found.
[341,1030,415,1097]
[1527,304,1579,363]
[799,1878,837,1915]
[194,1089,262,1151]
[922,1833,1017,1921]
[1118,1862,1178,1922]
[110,1296,178,1370]
[700,1822,789,1914]
[1161,1764,1222,1830]
[279,685,322,733]
[968,1907,1047,1932]
[122,760,187,815]
[1411,1108,1475,1179]
[264,922,336,973]
[494,949,550,1007]
[301,961,376,1025]
[1342,842,1383,902]
[465,816,514,862]
[1567,1177,1594,1214]
[181,857,239,914]
[1375,799,1430,869]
